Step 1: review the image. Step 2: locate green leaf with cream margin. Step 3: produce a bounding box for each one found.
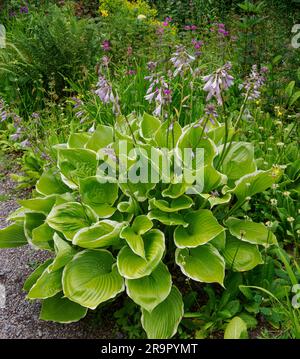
[48,233,77,272]
[40,293,88,323]
[117,229,165,279]
[174,209,224,248]
[73,220,124,249]
[57,148,98,188]
[148,209,188,227]
[224,168,282,205]
[47,202,97,241]
[226,218,277,247]
[222,237,263,272]
[79,176,118,217]
[140,113,161,139]
[27,267,63,299]
[141,286,184,339]
[120,216,153,258]
[176,244,225,285]
[63,250,124,309]
[0,222,27,248]
[150,196,193,213]
[126,262,172,312]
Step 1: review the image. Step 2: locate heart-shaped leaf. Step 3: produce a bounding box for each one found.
[63,249,124,309]
[40,293,88,323]
[47,202,97,240]
[176,244,225,285]
[141,286,184,339]
[226,218,277,247]
[126,262,172,312]
[174,210,224,248]
[73,220,123,249]
[117,229,165,279]
[79,176,118,217]
[222,237,263,271]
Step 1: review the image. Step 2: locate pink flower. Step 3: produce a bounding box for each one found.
[102,40,111,51]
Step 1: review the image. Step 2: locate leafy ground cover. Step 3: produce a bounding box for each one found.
[0,0,299,339]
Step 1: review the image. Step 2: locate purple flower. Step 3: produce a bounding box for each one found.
[20,6,29,14]
[127,46,133,56]
[145,75,172,117]
[156,27,164,36]
[192,39,203,50]
[9,11,17,17]
[20,139,31,148]
[184,25,191,31]
[147,61,157,72]
[127,69,136,76]
[31,112,40,119]
[170,45,195,77]
[203,62,234,105]
[102,55,110,67]
[102,40,111,52]
[241,65,267,100]
[95,74,120,115]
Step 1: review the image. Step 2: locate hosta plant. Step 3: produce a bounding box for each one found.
[0,112,282,338]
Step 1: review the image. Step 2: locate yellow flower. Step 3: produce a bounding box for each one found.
[100,9,109,17]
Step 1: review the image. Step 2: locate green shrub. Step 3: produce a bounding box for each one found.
[0,4,99,108]
[0,111,282,338]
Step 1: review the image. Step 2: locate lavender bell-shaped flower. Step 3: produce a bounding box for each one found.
[203,62,234,105]
[170,45,195,77]
[241,65,267,100]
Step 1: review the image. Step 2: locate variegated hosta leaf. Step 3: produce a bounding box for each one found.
[177,127,217,166]
[63,249,124,309]
[155,120,182,150]
[140,113,161,139]
[23,259,53,292]
[126,262,172,312]
[148,209,188,227]
[175,244,225,285]
[85,125,114,151]
[57,148,98,187]
[40,293,88,323]
[27,267,63,299]
[0,222,27,248]
[79,176,118,217]
[73,220,123,249]
[222,238,263,271]
[120,216,153,258]
[224,168,282,204]
[36,168,69,196]
[19,196,57,215]
[200,192,231,209]
[117,229,165,279]
[174,209,224,248]
[161,182,189,199]
[150,196,193,213]
[48,233,77,271]
[141,286,184,339]
[31,222,55,250]
[24,212,46,243]
[220,142,256,180]
[226,217,277,247]
[47,202,97,241]
[68,132,91,148]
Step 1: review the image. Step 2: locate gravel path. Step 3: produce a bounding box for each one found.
[0,155,118,339]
